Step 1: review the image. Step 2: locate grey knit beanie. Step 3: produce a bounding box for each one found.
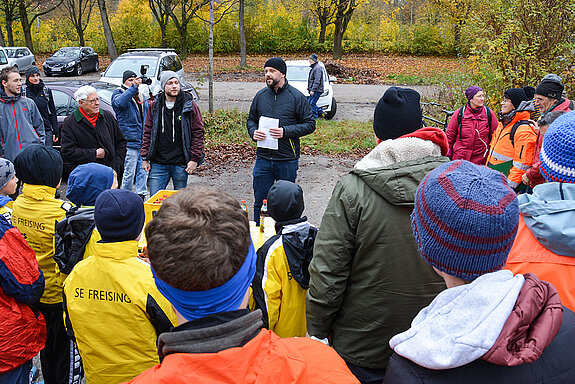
[160,71,179,92]
[0,159,15,189]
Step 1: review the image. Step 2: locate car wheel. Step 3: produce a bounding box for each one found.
[75,64,83,76]
[94,61,99,72]
[325,98,337,120]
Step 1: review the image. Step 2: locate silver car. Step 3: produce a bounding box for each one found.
[5,47,35,73]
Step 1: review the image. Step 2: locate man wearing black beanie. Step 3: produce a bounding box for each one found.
[247,57,315,225]
[534,74,574,118]
[11,144,83,384]
[307,86,448,383]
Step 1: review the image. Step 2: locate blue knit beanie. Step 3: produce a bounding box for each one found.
[94,189,144,242]
[540,111,575,184]
[66,163,114,206]
[411,160,519,281]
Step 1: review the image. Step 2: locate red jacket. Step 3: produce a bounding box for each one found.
[543,98,574,115]
[126,329,359,383]
[446,105,498,165]
[0,218,46,373]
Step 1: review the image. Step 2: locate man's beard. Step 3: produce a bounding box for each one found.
[266,77,279,89]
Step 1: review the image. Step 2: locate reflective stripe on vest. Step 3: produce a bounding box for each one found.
[490,150,513,162]
[513,161,530,171]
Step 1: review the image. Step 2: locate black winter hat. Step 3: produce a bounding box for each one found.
[373,87,422,140]
[267,180,304,223]
[264,57,287,75]
[504,88,529,110]
[309,53,318,63]
[535,74,564,100]
[122,70,137,84]
[94,189,144,242]
[14,144,62,188]
[523,86,535,100]
[25,66,40,81]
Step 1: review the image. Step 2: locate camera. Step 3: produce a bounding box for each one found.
[140,65,153,85]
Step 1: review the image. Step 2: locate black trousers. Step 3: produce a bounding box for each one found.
[37,303,71,384]
[346,361,387,384]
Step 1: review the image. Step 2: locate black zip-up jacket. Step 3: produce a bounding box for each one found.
[247,81,315,161]
[22,80,59,139]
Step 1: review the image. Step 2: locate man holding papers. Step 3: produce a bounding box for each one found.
[247,57,315,224]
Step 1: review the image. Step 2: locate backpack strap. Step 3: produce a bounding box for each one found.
[510,120,531,147]
[457,107,464,140]
[570,100,574,110]
[485,106,492,129]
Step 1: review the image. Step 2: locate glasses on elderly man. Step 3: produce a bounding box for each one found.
[84,97,99,104]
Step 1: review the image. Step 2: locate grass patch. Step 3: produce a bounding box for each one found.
[202,109,375,154]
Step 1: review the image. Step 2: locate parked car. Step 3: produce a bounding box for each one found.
[43,47,99,77]
[5,47,35,72]
[0,47,10,71]
[100,48,198,99]
[285,60,337,119]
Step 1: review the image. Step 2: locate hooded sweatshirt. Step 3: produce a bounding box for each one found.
[306,128,448,369]
[384,271,574,384]
[506,182,575,310]
[0,88,45,161]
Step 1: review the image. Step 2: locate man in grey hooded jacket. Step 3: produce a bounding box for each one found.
[0,66,45,161]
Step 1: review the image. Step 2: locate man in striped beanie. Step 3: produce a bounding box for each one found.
[506,110,575,310]
[384,160,575,383]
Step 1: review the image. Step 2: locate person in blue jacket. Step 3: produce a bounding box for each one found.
[112,70,149,199]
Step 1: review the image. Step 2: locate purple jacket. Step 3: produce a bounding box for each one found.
[446,105,498,165]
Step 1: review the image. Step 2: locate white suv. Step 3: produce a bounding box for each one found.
[100,49,197,99]
[286,60,337,119]
[0,47,11,71]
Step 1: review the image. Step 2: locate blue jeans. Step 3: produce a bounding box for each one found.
[149,163,189,196]
[252,157,298,223]
[121,148,148,196]
[0,359,32,384]
[308,92,323,118]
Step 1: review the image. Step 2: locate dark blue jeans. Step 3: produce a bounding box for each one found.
[308,92,323,118]
[149,163,189,196]
[0,359,32,384]
[252,157,298,223]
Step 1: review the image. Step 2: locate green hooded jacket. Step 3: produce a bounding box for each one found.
[306,154,448,370]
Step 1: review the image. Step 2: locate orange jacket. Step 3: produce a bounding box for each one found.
[125,329,359,384]
[486,111,537,188]
[506,216,575,311]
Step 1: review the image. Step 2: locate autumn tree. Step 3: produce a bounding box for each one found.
[239,0,246,67]
[62,0,96,46]
[18,0,63,51]
[432,0,471,54]
[333,0,359,59]
[309,0,337,44]
[97,0,118,59]
[168,0,210,57]
[0,0,19,46]
[149,0,173,48]
[472,0,575,94]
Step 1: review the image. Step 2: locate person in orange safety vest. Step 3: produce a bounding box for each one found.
[486,87,537,190]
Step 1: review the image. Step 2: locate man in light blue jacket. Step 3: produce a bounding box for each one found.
[0,66,44,162]
[112,70,149,199]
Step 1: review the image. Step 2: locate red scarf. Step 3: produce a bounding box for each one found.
[79,107,99,127]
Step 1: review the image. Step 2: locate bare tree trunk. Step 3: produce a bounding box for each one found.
[318,19,327,44]
[333,16,343,59]
[18,1,34,51]
[4,10,14,46]
[239,0,246,68]
[208,0,214,113]
[0,26,5,46]
[76,26,86,46]
[97,0,117,59]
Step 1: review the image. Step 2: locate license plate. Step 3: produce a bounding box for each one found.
[52,67,61,71]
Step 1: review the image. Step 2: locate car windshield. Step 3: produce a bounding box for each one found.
[5,49,16,58]
[95,88,114,105]
[54,48,80,57]
[104,57,158,78]
[0,51,7,65]
[287,65,311,82]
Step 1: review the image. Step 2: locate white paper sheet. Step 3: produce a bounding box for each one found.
[257,116,279,150]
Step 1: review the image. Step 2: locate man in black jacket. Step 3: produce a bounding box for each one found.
[22,66,59,146]
[247,57,315,224]
[61,85,127,177]
[307,53,325,119]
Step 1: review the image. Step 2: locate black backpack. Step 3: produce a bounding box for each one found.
[457,105,492,140]
[54,207,96,274]
[508,120,532,147]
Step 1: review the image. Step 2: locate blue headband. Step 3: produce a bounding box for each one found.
[152,241,256,321]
